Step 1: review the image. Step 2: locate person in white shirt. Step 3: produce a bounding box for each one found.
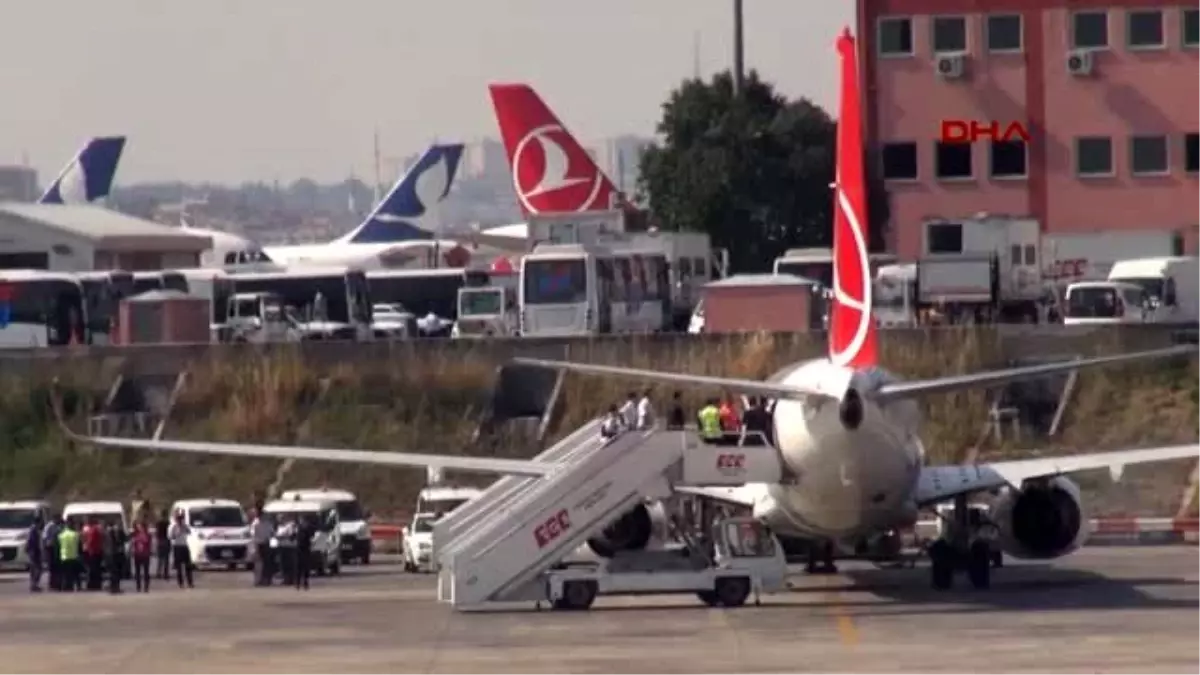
[274,515,298,585]
[618,392,637,429]
[636,390,655,430]
[250,510,275,587]
[166,511,194,589]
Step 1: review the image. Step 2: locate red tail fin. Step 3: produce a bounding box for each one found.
[488,83,621,216]
[828,29,878,369]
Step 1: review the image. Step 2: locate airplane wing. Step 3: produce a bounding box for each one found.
[510,358,846,402]
[50,395,551,478]
[874,345,1194,402]
[914,443,1199,507]
[675,485,760,508]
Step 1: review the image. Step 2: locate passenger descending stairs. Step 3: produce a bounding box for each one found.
[434,421,783,611]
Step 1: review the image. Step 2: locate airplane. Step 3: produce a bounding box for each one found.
[199,143,524,270]
[473,82,633,242]
[37,136,127,205]
[53,29,1198,592]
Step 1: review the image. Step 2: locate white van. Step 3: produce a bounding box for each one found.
[169,498,253,570]
[401,512,438,573]
[279,487,372,565]
[61,501,130,578]
[0,501,51,570]
[415,485,481,516]
[1062,281,1150,325]
[1107,256,1199,324]
[262,498,342,576]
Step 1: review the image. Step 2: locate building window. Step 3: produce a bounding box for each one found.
[1071,11,1109,49]
[932,16,968,53]
[1075,137,1114,177]
[878,17,913,56]
[1126,9,1165,49]
[1184,9,1199,48]
[1185,133,1199,173]
[935,142,973,180]
[986,14,1023,52]
[881,142,918,180]
[989,140,1027,178]
[1130,135,1169,176]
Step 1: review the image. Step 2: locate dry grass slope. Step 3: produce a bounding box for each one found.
[0,330,1194,518]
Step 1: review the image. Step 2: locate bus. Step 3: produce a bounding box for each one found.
[773,247,898,289]
[76,270,136,345]
[453,265,519,338]
[0,270,89,348]
[367,266,518,320]
[518,243,670,337]
[225,266,373,341]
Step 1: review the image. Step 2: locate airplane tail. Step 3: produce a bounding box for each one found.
[828,29,878,370]
[338,143,465,245]
[488,83,621,215]
[38,136,127,205]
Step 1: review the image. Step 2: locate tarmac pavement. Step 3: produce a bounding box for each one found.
[0,548,1194,673]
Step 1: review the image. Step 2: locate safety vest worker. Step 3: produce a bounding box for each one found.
[698,402,722,441]
[58,525,80,562]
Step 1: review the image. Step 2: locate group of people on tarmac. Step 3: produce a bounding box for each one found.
[247,502,318,591]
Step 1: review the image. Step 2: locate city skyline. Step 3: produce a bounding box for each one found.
[1,1,852,184]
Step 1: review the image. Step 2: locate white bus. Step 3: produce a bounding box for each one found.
[0,270,89,348]
[519,243,670,337]
[225,266,373,341]
[773,247,898,289]
[131,270,189,295]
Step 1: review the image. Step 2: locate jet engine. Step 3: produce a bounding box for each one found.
[585,501,671,558]
[990,476,1088,560]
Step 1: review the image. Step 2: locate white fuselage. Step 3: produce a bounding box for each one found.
[261,240,464,270]
[737,359,925,541]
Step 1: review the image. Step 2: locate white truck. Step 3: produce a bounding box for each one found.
[0,500,51,570]
[221,291,303,343]
[539,517,788,611]
[263,498,342,576]
[452,284,519,338]
[1063,256,1199,326]
[280,488,373,565]
[168,498,253,571]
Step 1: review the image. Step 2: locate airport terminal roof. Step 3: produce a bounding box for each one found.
[0,202,212,252]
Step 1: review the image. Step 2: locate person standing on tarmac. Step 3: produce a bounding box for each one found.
[105,521,128,595]
[42,515,62,591]
[57,519,81,592]
[130,522,153,593]
[250,509,275,587]
[25,513,44,593]
[275,515,298,586]
[167,510,194,589]
[293,515,315,591]
[154,508,171,580]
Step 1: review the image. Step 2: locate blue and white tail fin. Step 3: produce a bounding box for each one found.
[337,143,465,244]
[38,136,127,205]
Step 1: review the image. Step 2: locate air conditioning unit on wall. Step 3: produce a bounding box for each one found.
[1067,50,1095,76]
[935,53,967,80]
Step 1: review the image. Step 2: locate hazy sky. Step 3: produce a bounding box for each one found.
[3,1,852,184]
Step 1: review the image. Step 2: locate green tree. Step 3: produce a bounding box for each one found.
[637,70,889,273]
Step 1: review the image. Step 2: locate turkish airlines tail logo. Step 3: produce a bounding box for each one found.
[488,83,620,216]
[829,28,878,370]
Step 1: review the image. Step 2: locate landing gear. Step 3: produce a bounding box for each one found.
[927,494,999,590]
[805,540,838,575]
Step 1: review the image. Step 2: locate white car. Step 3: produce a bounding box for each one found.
[0,501,51,570]
[280,488,372,565]
[169,498,253,570]
[402,512,437,573]
[262,498,342,576]
[371,303,417,339]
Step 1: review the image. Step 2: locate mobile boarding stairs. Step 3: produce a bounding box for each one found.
[433,420,783,611]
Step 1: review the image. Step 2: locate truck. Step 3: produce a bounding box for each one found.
[915,254,1000,323]
[538,517,787,611]
[1063,256,1199,326]
[452,269,519,338]
[219,291,304,343]
[693,274,824,334]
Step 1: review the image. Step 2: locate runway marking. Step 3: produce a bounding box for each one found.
[817,576,859,647]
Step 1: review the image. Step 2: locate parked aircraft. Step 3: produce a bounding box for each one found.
[37,136,126,205]
[55,30,1198,592]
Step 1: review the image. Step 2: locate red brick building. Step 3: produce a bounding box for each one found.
[856,0,1199,262]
